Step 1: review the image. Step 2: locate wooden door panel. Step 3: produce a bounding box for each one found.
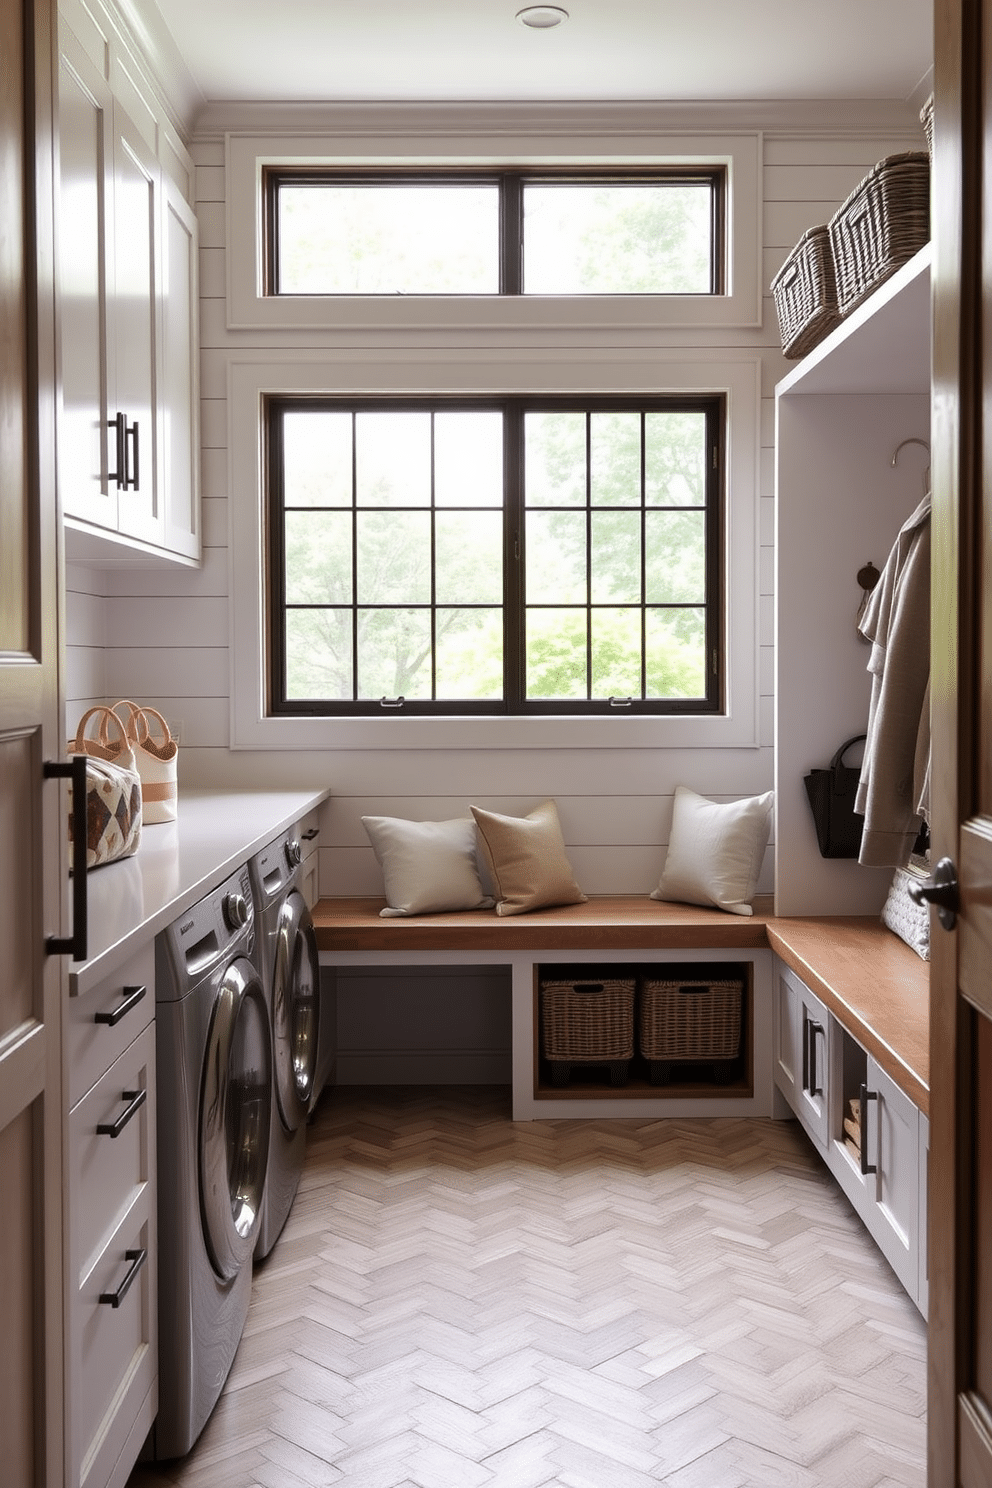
[0,2,65,1486]
[0,1110,39,1486]
[0,733,39,1038]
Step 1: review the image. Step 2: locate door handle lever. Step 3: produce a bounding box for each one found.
[907,855,959,931]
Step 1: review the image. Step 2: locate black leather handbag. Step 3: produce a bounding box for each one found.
[803,735,866,859]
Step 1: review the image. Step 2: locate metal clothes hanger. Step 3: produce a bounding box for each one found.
[891,437,931,494]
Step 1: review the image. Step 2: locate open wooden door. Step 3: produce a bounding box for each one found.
[929,0,992,1481]
[0,1,67,1484]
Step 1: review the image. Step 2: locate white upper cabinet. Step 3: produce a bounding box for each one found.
[160,174,200,561]
[56,3,199,567]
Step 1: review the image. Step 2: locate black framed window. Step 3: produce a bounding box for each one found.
[265,170,725,297]
[267,396,724,717]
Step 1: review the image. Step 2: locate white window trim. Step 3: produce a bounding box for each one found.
[225,130,761,333]
[228,352,761,751]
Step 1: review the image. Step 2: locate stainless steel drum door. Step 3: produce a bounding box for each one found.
[200,955,272,1280]
[272,890,320,1130]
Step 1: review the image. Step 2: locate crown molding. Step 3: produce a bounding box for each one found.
[192,95,924,143]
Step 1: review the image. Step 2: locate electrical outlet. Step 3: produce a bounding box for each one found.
[169,719,184,744]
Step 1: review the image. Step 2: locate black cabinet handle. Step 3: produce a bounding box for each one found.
[96,1087,146,1139]
[301,827,319,841]
[859,1084,878,1176]
[44,755,88,961]
[803,1018,824,1097]
[108,412,125,487]
[99,1247,146,1308]
[94,984,147,1029]
[125,418,140,491]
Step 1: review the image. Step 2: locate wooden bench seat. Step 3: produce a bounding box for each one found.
[312,894,930,1114]
[311,893,774,951]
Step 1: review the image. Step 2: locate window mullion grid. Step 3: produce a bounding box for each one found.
[501,176,522,296]
[350,411,359,702]
[707,401,723,708]
[640,411,647,703]
[585,412,592,703]
[269,404,288,709]
[504,404,523,711]
[430,413,437,702]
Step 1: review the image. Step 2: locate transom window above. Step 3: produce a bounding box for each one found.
[267,396,725,717]
[265,171,725,297]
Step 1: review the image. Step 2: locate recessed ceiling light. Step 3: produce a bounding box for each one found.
[516,5,569,28]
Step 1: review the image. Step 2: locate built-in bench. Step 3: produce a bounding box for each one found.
[312,894,929,1120]
[314,893,931,1308]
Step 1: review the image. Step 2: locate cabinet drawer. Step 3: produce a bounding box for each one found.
[68,943,154,1108]
[70,1022,156,1282]
[297,807,321,908]
[72,1202,156,1488]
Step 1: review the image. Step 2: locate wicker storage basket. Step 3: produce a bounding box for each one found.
[920,95,934,160]
[638,976,743,1085]
[828,152,930,317]
[770,225,842,359]
[540,976,635,1087]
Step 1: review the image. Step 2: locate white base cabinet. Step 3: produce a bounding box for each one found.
[774,958,927,1314]
[66,941,157,1488]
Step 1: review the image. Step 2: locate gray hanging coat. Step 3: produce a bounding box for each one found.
[855,492,931,868]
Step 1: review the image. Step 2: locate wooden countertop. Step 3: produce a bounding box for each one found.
[313,896,930,1115]
[766,917,930,1115]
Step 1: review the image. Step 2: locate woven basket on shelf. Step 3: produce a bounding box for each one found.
[637,977,742,1069]
[828,151,930,317]
[920,94,934,160]
[540,976,634,1086]
[770,224,842,359]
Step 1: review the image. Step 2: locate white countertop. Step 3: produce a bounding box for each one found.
[69,787,330,995]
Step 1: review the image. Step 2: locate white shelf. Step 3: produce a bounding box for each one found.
[774,243,932,917]
[777,244,931,399]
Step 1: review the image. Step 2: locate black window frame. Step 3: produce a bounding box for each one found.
[266,394,726,719]
[263,167,727,298]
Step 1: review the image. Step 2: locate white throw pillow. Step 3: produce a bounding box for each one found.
[362,816,494,917]
[651,786,774,917]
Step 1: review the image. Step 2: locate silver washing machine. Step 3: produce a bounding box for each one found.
[151,864,272,1460]
[249,828,321,1261]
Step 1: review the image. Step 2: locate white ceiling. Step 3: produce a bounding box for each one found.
[144,0,932,110]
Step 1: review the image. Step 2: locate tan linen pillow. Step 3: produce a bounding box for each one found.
[469,799,587,917]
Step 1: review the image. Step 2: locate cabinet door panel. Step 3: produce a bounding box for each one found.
[58,41,113,528]
[797,980,830,1149]
[773,961,800,1105]
[859,1055,920,1296]
[161,176,199,560]
[112,108,160,545]
[67,943,154,1109]
[70,1023,154,1283]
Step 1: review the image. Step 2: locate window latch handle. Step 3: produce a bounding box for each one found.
[379,696,405,709]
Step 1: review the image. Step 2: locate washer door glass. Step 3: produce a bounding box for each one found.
[272,891,320,1130]
[200,955,272,1280]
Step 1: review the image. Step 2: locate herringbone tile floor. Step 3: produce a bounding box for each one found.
[129,1086,927,1488]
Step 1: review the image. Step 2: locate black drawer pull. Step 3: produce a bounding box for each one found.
[94,983,147,1028]
[301,827,319,841]
[96,1087,146,1139]
[99,1247,146,1308]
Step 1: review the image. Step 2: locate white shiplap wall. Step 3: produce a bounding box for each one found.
[66,106,925,905]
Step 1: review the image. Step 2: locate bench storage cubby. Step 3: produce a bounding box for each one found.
[539,971,635,1088]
